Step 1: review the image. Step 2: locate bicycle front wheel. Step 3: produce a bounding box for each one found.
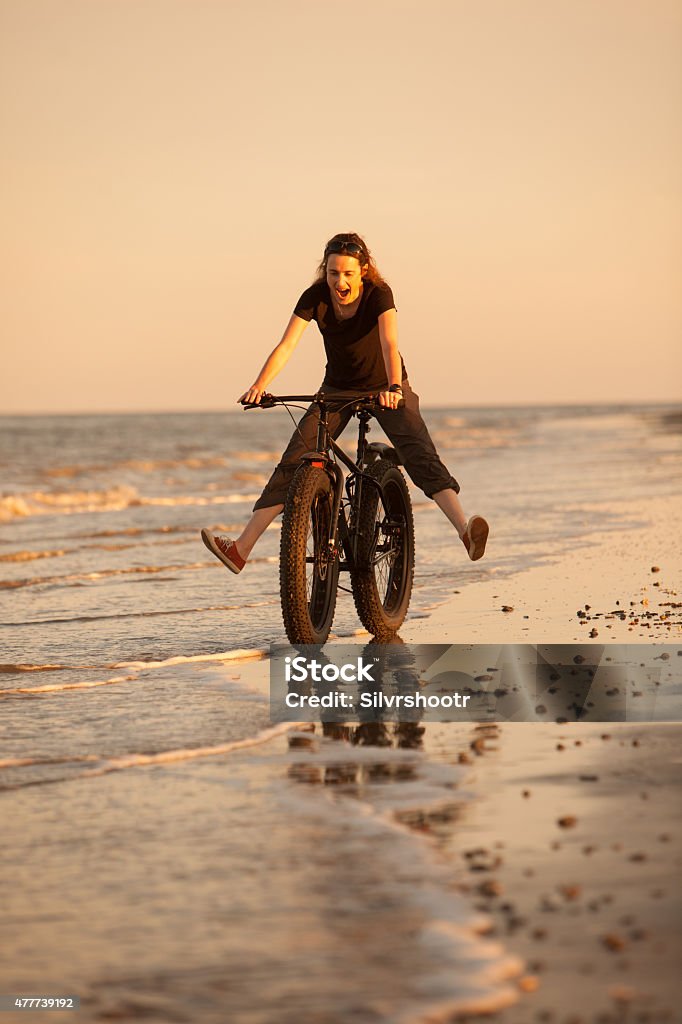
[280,464,340,645]
[350,460,414,637]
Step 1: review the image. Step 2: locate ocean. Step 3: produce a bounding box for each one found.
[1,402,680,1021]
[2,402,679,669]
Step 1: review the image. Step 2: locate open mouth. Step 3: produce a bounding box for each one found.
[336,288,351,300]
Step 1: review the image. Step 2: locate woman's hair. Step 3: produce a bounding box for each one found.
[313,232,388,287]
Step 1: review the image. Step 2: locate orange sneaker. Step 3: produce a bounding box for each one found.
[201,529,246,573]
[461,515,489,561]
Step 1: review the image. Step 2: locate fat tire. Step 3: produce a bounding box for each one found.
[350,460,414,638]
[280,464,340,645]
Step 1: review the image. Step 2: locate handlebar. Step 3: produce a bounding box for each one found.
[241,391,405,411]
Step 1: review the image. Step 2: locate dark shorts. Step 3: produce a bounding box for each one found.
[253,380,459,511]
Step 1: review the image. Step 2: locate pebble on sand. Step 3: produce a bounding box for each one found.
[518,975,540,993]
[478,879,503,898]
[608,985,638,1004]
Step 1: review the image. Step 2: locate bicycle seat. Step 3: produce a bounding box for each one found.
[363,442,403,467]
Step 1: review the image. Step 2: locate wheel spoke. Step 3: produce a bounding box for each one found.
[305,506,316,603]
[306,492,334,625]
[371,497,405,610]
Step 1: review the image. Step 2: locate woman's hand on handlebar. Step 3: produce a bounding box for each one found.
[377,388,402,410]
[238,385,266,405]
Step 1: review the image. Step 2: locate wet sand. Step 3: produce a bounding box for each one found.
[3,484,679,1022]
[401,494,681,647]
[238,491,682,1021]
[439,721,681,1023]
[399,492,682,1021]
[224,663,682,1022]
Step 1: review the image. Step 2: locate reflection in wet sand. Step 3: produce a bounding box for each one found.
[288,720,425,788]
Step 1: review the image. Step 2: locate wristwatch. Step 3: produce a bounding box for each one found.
[388,384,403,394]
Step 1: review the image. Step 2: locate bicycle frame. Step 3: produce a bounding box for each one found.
[244,392,400,573]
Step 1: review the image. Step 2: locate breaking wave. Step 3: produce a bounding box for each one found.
[0,487,260,522]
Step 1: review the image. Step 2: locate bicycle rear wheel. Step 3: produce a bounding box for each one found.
[280,464,340,644]
[350,460,414,637]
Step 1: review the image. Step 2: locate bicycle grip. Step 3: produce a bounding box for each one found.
[372,394,405,411]
[242,392,276,409]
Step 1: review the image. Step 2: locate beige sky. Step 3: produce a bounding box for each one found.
[1,0,680,413]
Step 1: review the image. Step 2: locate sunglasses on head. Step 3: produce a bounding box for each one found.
[324,240,368,261]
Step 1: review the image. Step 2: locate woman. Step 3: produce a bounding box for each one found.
[201,233,488,574]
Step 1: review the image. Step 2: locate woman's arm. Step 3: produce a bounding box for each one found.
[239,314,310,404]
[377,308,403,408]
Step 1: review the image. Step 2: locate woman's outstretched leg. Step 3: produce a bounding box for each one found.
[375,382,489,562]
[202,391,353,576]
[433,489,489,561]
[432,488,467,535]
[201,504,283,574]
[237,504,284,557]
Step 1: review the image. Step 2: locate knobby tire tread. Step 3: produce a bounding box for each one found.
[350,460,414,638]
[280,464,339,645]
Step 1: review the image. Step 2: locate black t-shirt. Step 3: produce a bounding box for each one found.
[293,280,407,390]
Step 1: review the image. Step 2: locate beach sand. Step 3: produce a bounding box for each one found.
[401,494,681,647]
[403,492,682,1021]
[2,485,679,1022]
[443,721,681,1023]
[229,493,682,1021]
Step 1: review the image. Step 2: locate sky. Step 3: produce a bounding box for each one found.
[1,0,680,413]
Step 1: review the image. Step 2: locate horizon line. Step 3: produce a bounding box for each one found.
[1,397,681,418]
